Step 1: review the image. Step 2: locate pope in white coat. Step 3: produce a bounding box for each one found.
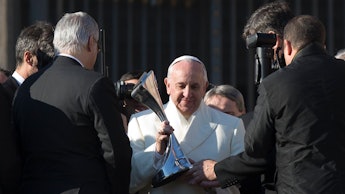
[127,55,245,194]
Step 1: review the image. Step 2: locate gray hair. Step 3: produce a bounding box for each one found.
[15,21,54,67]
[53,11,99,55]
[204,84,246,113]
[335,49,345,61]
[167,55,208,82]
[242,1,294,39]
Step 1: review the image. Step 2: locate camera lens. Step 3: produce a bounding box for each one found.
[114,80,135,100]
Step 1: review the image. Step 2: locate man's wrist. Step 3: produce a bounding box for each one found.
[153,148,164,170]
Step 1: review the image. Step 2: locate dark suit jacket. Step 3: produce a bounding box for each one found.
[13,56,132,194]
[216,43,345,194]
[2,76,19,104]
[0,84,21,194]
[237,111,276,194]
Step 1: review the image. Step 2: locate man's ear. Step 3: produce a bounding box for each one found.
[204,81,209,92]
[86,36,93,52]
[164,77,170,95]
[283,39,294,66]
[284,39,292,56]
[23,51,34,66]
[275,34,283,50]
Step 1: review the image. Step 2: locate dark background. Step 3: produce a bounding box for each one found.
[3,0,344,111]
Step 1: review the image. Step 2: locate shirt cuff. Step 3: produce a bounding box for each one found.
[153,150,164,170]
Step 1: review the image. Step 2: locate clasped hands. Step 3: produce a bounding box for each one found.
[155,120,220,188]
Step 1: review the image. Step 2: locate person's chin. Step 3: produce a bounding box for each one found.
[179,104,196,113]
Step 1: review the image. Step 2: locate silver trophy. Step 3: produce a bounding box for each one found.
[131,70,193,188]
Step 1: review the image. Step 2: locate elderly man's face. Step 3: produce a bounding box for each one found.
[164,60,208,119]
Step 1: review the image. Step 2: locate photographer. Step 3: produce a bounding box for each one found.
[116,70,147,133]
[192,14,345,194]
[187,1,294,194]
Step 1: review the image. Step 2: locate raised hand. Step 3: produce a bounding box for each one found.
[155,120,174,155]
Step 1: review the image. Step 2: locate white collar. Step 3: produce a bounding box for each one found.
[12,71,25,85]
[165,98,203,124]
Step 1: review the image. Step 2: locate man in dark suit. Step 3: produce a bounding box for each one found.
[219,2,294,193]
[0,21,55,194]
[0,84,21,194]
[190,15,345,194]
[190,2,295,194]
[2,21,54,103]
[13,11,132,194]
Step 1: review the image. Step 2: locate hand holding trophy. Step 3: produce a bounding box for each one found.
[131,70,193,188]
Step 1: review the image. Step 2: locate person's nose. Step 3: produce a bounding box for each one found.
[183,86,191,97]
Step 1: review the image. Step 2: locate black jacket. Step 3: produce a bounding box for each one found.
[216,43,345,194]
[2,76,19,104]
[13,56,132,194]
[0,84,21,194]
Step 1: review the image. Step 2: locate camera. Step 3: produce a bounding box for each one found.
[114,80,135,100]
[246,33,277,84]
[246,33,276,49]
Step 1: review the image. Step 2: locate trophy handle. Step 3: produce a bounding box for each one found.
[131,71,167,121]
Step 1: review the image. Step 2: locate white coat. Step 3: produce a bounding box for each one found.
[127,100,245,194]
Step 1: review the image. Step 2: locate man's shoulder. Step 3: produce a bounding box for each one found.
[2,76,18,101]
[49,58,103,84]
[2,76,18,91]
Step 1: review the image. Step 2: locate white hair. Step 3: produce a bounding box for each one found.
[335,49,345,61]
[53,11,99,55]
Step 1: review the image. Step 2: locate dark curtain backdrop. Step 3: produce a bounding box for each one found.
[11,0,344,111]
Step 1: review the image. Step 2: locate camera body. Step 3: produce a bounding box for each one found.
[246,33,276,49]
[114,80,135,100]
[246,33,277,84]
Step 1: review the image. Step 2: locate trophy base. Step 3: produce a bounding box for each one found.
[151,168,190,188]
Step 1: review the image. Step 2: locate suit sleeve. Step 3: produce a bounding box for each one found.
[215,151,269,188]
[244,84,276,158]
[215,84,276,189]
[89,77,132,194]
